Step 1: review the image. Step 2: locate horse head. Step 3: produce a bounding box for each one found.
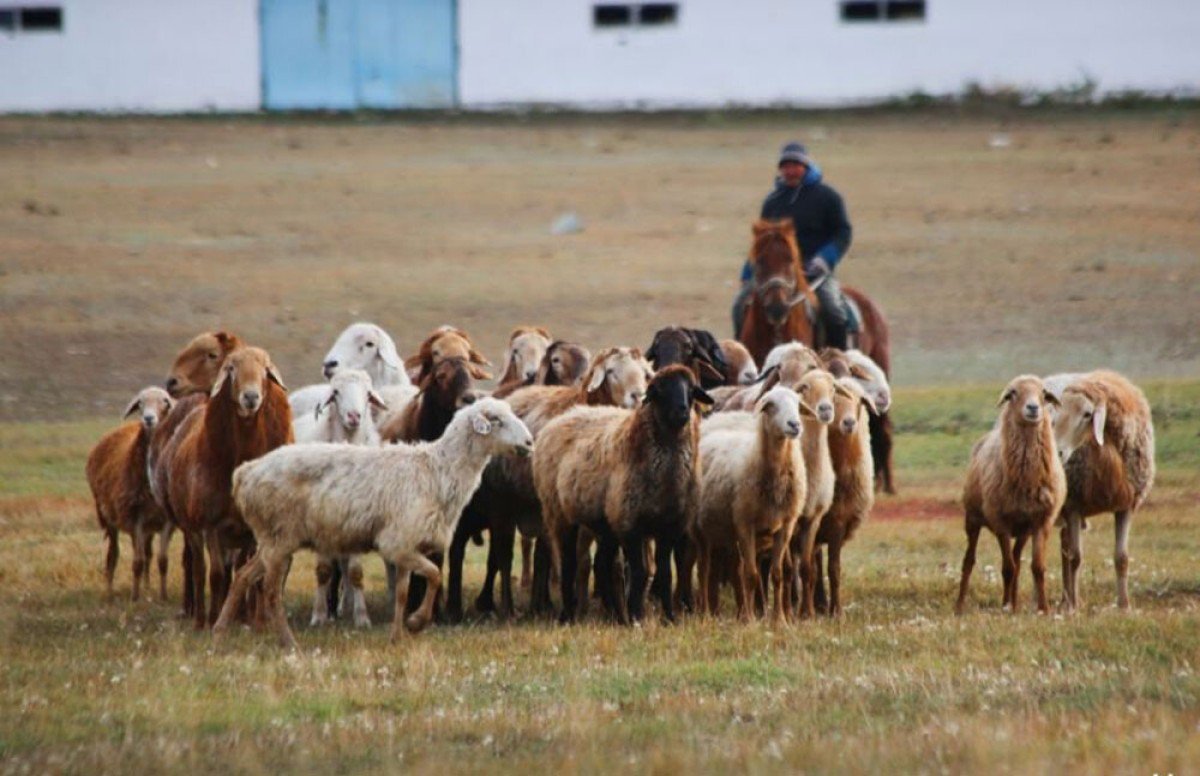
[750,219,814,328]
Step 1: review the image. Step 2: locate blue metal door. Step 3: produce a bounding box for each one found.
[262,0,456,110]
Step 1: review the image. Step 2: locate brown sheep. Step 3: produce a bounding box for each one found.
[86,387,175,601]
[535,365,713,624]
[165,347,292,628]
[1052,370,1155,611]
[714,342,823,412]
[956,375,1066,615]
[149,330,244,614]
[536,340,592,387]
[813,377,877,616]
[403,326,492,385]
[472,347,653,619]
[719,339,758,386]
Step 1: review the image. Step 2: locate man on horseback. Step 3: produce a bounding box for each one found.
[732,141,853,348]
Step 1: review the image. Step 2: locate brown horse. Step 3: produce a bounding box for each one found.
[738,219,890,378]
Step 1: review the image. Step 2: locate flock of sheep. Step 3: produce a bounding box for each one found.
[85,321,1155,649]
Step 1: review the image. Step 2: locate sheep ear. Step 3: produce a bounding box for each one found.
[697,360,725,385]
[535,327,551,340]
[375,334,403,371]
[468,363,493,381]
[833,380,857,401]
[122,397,142,419]
[471,412,493,435]
[214,331,238,349]
[644,340,659,365]
[586,365,607,394]
[860,392,879,417]
[210,366,232,398]
[692,385,716,407]
[267,364,287,391]
[1043,390,1061,407]
[798,400,819,419]
[1092,402,1107,446]
[996,389,1013,407]
[468,348,492,368]
[368,391,388,411]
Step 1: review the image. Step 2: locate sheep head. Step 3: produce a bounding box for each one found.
[406,326,492,385]
[502,326,553,385]
[584,347,653,409]
[123,386,174,431]
[996,374,1058,427]
[321,322,404,384]
[465,398,534,457]
[755,386,803,440]
[318,369,386,431]
[1054,383,1107,463]
[538,340,591,387]
[644,364,714,432]
[212,347,285,418]
[165,330,243,398]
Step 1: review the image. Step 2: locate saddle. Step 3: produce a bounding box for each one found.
[800,280,862,338]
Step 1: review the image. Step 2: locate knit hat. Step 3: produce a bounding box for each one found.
[778,141,814,167]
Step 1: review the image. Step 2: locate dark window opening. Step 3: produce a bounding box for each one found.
[886,0,925,21]
[20,7,62,30]
[840,2,880,21]
[638,3,678,25]
[594,4,632,27]
[0,10,16,31]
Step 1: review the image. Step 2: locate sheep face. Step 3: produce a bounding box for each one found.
[645,327,728,387]
[645,365,715,431]
[765,344,823,391]
[165,331,241,398]
[320,369,385,431]
[321,322,402,382]
[586,348,654,409]
[423,358,474,410]
[1053,387,1106,463]
[831,378,876,437]
[408,328,492,384]
[504,328,552,384]
[124,387,174,431]
[844,350,891,413]
[720,340,759,385]
[997,375,1058,427]
[212,347,286,418]
[467,398,534,457]
[540,341,591,386]
[796,370,838,425]
[756,386,803,439]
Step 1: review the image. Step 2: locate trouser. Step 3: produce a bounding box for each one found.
[731,273,849,349]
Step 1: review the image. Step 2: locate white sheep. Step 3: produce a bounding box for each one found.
[212,398,534,649]
[289,322,411,420]
[291,368,388,628]
[694,386,808,624]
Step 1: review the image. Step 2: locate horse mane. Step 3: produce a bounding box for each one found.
[750,219,802,268]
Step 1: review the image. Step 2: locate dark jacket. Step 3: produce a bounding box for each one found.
[759,166,852,270]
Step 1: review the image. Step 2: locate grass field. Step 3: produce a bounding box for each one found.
[1,110,1199,773]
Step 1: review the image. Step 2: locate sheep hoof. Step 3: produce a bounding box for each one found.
[404,613,429,633]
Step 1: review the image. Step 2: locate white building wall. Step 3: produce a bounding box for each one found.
[459,0,1200,108]
[0,0,260,112]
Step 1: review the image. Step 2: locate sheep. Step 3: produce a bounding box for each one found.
[403,325,492,384]
[86,387,176,601]
[841,348,896,495]
[956,375,1066,615]
[787,369,845,619]
[151,329,244,614]
[292,368,388,628]
[694,387,807,625]
[164,346,293,629]
[535,365,713,624]
[536,340,592,387]
[813,377,877,616]
[471,346,654,619]
[1051,370,1155,611]
[719,339,758,385]
[212,398,534,650]
[493,326,552,397]
[714,342,822,412]
[289,322,409,420]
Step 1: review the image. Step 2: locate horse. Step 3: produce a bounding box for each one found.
[738,218,896,494]
[737,218,890,379]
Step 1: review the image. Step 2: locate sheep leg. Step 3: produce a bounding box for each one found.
[997,534,1016,612]
[768,530,791,626]
[672,534,695,615]
[385,561,399,605]
[520,535,534,590]
[205,531,229,627]
[213,551,265,641]
[827,534,844,618]
[388,566,413,644]
[654,532,676,623]
[475,518,506,614]
[575,528,593,619]
[694,537,711,616]
[404,553,442,634]
[188,533,208,630]
[326,558,343,620]
[593,535,622,622]
[813,546,828,615]
[102,527,119,599]
[794,519,818,619]
[622,533,650,624]
[1061,514,1083,612]
[557,524,581,624]
[530,537,553,617]
[1031,526,1050,614]
[1114,509,1132,609]
[495,521,518,618]
[1011,533,1028,614]
[181,539,195,617]
[735,524,759,623]
[157,522,172,602]
[729,552,746,620]
[445,526,470,624]
[131,522,147,602]
[955,521,981,615]
[347,556,371,628]
[311,556,335,626]
[338,557,355,621]
[263,553,296,651]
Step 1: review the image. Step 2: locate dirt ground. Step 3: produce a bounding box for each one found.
[1,110,1198,422]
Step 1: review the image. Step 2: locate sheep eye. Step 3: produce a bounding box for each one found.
[552,356,562,364]
[1082,412,1092,420]
[208,352,219,360]
[366,341,375,348]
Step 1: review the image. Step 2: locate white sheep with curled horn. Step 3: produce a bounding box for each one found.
[290,322,415,420]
